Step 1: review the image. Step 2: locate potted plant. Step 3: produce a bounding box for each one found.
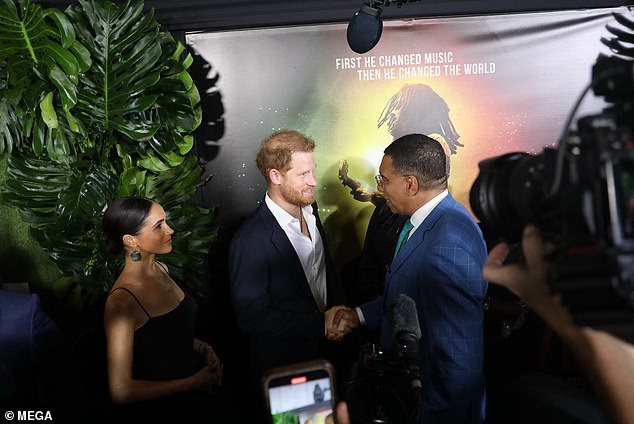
[0,0,216,313]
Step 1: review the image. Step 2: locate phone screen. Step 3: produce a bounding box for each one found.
[264,361,336,424]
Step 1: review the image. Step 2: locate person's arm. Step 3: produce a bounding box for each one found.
[579,328,634,424]
[104,291,218,404]
[483,225,634,424]
[338,159,379,203]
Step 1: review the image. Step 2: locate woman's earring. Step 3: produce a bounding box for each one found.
[130,249,142,262]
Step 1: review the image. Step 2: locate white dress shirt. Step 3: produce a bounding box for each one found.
[265,194,328,312]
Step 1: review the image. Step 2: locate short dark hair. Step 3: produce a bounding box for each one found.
[384,133,449,191]
[255,130,315,180]
[102,197,156,255]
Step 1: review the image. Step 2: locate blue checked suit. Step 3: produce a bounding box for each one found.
[359,193,488,424]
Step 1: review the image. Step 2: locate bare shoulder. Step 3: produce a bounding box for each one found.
[104,276,144,317]
[155,260,170,274]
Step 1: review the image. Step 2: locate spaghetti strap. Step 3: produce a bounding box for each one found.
[155,261,169,274]
[110,287,152,319]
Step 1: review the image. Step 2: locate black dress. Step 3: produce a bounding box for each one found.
[108,286,211,423]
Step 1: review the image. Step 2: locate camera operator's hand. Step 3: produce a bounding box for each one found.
[483,224,634,424]
[482,224,574,329]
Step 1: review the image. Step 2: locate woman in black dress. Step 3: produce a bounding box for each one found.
[102,197,223,421]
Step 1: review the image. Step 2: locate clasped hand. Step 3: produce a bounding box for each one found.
[324,305,359,341]
[196,343,223,393]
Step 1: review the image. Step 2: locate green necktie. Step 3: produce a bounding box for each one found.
[393,219,414,259]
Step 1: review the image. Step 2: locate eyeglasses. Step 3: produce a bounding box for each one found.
[375,173,409,186]
[374,174,386,186]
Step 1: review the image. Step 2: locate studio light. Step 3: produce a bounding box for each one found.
[347,0,419,54]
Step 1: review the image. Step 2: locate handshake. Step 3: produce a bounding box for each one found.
[324,305,360,341]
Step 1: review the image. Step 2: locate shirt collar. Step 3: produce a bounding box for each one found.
[265,193,313,226]
[410,189,448,229]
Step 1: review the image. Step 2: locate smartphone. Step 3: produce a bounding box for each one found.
[262,359,337,424]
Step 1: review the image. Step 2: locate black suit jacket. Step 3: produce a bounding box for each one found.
[228,201,342,374]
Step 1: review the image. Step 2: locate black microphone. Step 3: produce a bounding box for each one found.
[388,294,422,396]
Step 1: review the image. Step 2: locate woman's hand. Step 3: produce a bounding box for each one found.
[192,344,224,392]
[195,340,224,390]
[191,363,222,393]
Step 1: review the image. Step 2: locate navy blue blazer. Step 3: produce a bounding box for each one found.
[228,201,342,374]
[0,290,79,419]
[360,193,488,424]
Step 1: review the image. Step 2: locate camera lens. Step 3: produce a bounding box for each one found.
[469,152,546,243]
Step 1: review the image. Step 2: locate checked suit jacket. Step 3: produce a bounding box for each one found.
[359,193,489,424]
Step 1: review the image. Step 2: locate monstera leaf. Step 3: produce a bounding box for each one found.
[0,0,216,311]
[65,0,200,170]
[0,0,90,157]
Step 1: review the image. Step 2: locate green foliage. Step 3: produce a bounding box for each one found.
[272,412,299,424]
[0,0,216,311]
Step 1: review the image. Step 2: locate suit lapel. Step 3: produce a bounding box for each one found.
[389,193,456,273]
[259,202,318,304]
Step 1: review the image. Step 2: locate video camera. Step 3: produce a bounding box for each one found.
[469,53,634,334]
[343,295,422,423]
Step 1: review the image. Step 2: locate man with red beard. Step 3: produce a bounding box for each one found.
[229,130,350,393]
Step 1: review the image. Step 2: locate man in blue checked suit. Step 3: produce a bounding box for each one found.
[335,134,488,423]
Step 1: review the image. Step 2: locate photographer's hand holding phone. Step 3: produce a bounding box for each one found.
[263,359,338,423]
[336,401,351,424]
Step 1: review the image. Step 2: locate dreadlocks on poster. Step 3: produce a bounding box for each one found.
[187,7,624,275]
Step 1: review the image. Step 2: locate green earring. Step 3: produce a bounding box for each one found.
[130,249,141,262]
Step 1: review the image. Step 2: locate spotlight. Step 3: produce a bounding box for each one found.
[347,1,420,54]
[347,3,383,54]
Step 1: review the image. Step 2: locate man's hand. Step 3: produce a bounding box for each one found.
[324,305,359,341]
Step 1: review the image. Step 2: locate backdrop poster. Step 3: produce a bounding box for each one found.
[187,7,624,271]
